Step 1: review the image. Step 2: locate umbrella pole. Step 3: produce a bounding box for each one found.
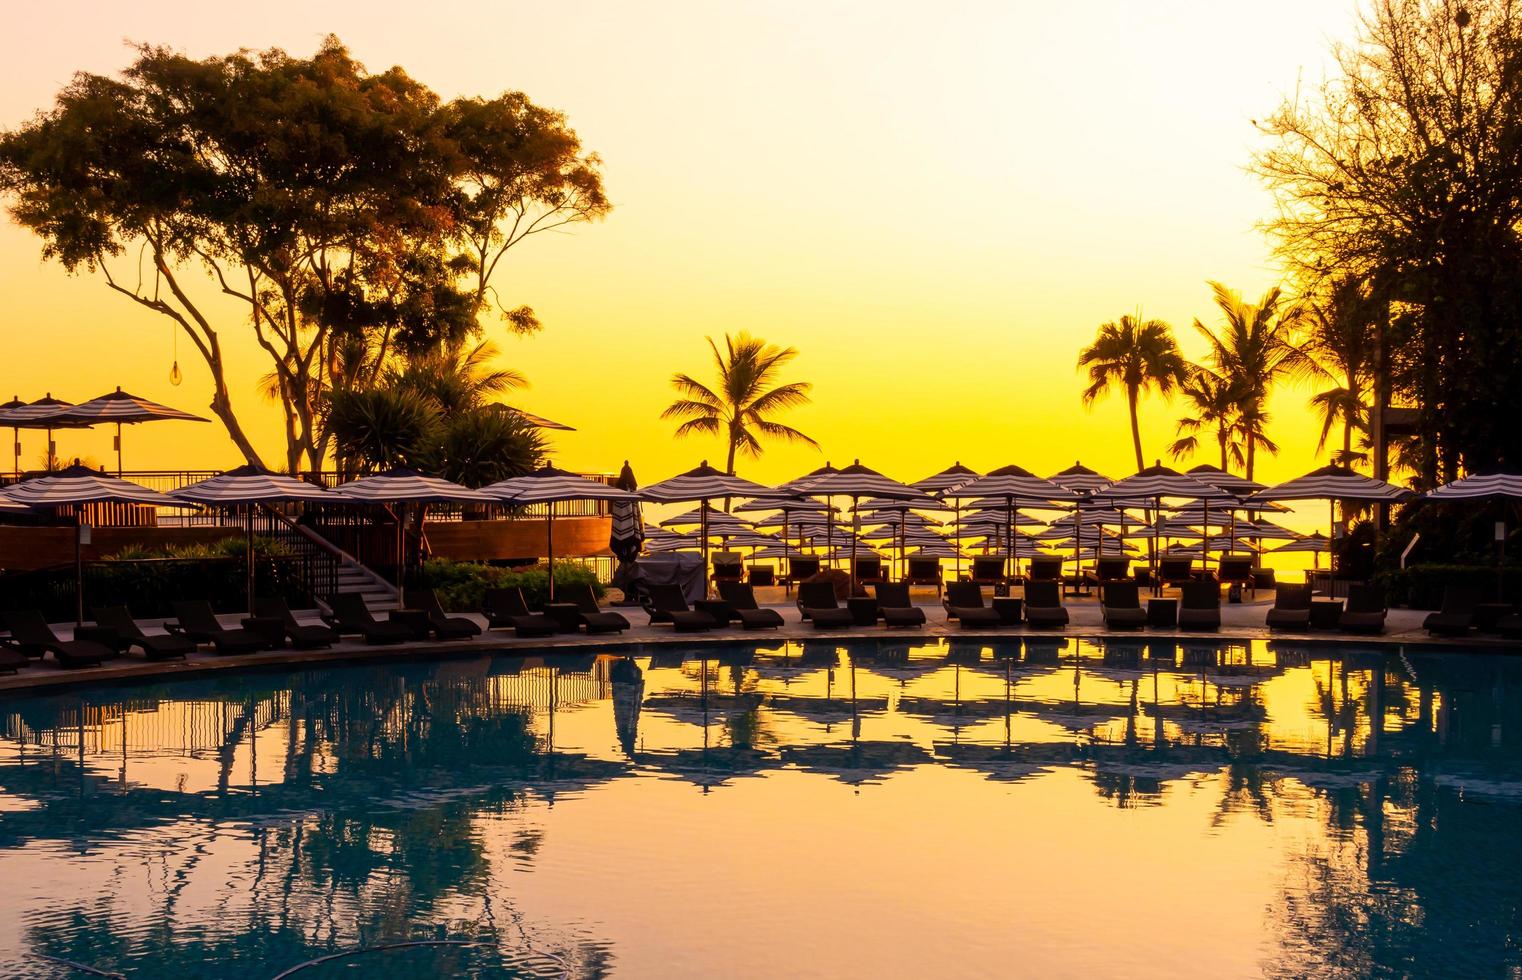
[953,497,962,582]
[850,495,859,595]
[115,422,123,477]
[700,499,710,598]
[546,501,556,603]
[74,511,84,625]
[246,505,256,613]
[396,502,406,607]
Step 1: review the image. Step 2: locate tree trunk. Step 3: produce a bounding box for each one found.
[1218,429,1229,472]
[1126,384,1144,472]
[1246,436,1256,481]
[205,346,264,468]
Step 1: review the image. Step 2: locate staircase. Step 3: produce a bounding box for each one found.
[257,506,399,613]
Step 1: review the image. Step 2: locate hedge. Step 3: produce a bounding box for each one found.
[1371,563,1519,609]
[420,558,603,612]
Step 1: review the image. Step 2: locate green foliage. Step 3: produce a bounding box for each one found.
[103,537,293,562]
[662,332,817,474]
[0,37,608,470]
[1372,564,1520,610]
[326,388,442,472]
[421,558,602,612]
[1077,314,1186,471]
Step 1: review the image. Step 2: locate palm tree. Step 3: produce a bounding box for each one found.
[662,332,818,474]
[1168,368,1244,471]
[1193,282,1313,480]
[1077,314,1187,472]
[1300,278,1376,467]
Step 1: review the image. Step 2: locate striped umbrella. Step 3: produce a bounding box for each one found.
[643,526,697,552]
[7,464,186,622]
[958,464,1079,579]
[1093,464,1239,579]
[1424,471,1522,598]
[1270,532,1331,568]
[640,462,772,594]
[772,462,840,496]
[1185,464,1265,496]
[660,508,754,532]
[1048,462,1113,493]
[171,465,331,610]
[0,394,92,474]
[335,468,492,605]
[483,465,637,601]
[1247,465,1413,575]
[914,463,982,580]
[43,386,209,475]
[806,461,937,589]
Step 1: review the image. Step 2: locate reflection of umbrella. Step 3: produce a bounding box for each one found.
[610,657,644,757]
[169,465,330,611]
[778,740,932,786]
[483,465,637,601]
[334,468,491,605]
[6,464,184,622]
[640,462,771,596]
[43,386,209,475]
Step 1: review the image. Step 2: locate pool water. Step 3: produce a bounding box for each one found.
[1,638,1520,978]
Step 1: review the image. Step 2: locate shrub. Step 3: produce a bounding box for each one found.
[421,558,603,611]
[1371,563,1518,609]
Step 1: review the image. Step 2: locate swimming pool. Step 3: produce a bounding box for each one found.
[0,638,1519,977]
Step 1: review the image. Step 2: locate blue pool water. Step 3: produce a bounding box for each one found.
[0,638,1520,977]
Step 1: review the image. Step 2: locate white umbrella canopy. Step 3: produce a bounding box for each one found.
[1246,465,1414,574]
[1184,464,1265,496]
[639,463,774,593]
[43,386,209,475]
[770,462,841,496]
[8,464,188,622]
[482,465,638,601]
[0,394,94,474]
[170,464,333,611]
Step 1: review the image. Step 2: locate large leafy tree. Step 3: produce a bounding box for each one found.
[0,37,608,471]
[662,333,818,475]
[1077,314,1187,472]
[1254,0,1522,482]
[1192,283,1312,480]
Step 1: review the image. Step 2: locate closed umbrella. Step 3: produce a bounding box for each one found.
[806,461,937,590]
[483,465,637,601]
[608,461,644,598]
[170,465,331,611]
[42,387,209,475]
[333,469,492,605]
[5,464,185,622]
[640,463,771,595]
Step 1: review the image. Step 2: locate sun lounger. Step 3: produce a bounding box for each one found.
[558,583,631,634]
[326,592,420,644]
[1423,586,1481,636]
[797,581,857,629]
[716,581,785,629]
[414,589,482,640]
[1024,580,1070,629]
[1217,556,1254,594]
[904,557,943,597]
[1177,581,1221,631]
[1025,557,1063,584]
[167,601,270,654]
[1264,584,1312,631]
[645,583,718,632]
[943,581,1002,629]
[2,610,109,668]
[250,598,340,649]
[1160,558,1197,588]
[782,556,820,594]
[872,581,926,628]
[854,556,887,586]
[1339,584,1388,635]
[90,606,195,659]
[970,556,1009,589]
[482,588,559,637]
[1086,557,1134,590]
[1100,582,1147,629]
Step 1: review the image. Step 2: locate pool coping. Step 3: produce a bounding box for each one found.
[2,611,1519,698]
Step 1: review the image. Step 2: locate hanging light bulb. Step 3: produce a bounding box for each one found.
[170,359,183,386]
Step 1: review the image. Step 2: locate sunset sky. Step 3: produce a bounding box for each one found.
[0,1,1360,491]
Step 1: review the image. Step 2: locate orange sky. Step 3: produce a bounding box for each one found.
[0,1,1361,501]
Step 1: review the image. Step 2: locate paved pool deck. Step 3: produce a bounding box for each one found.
[0,589,1515,696]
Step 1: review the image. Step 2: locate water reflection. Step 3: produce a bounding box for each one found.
[0,639,1520,976]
